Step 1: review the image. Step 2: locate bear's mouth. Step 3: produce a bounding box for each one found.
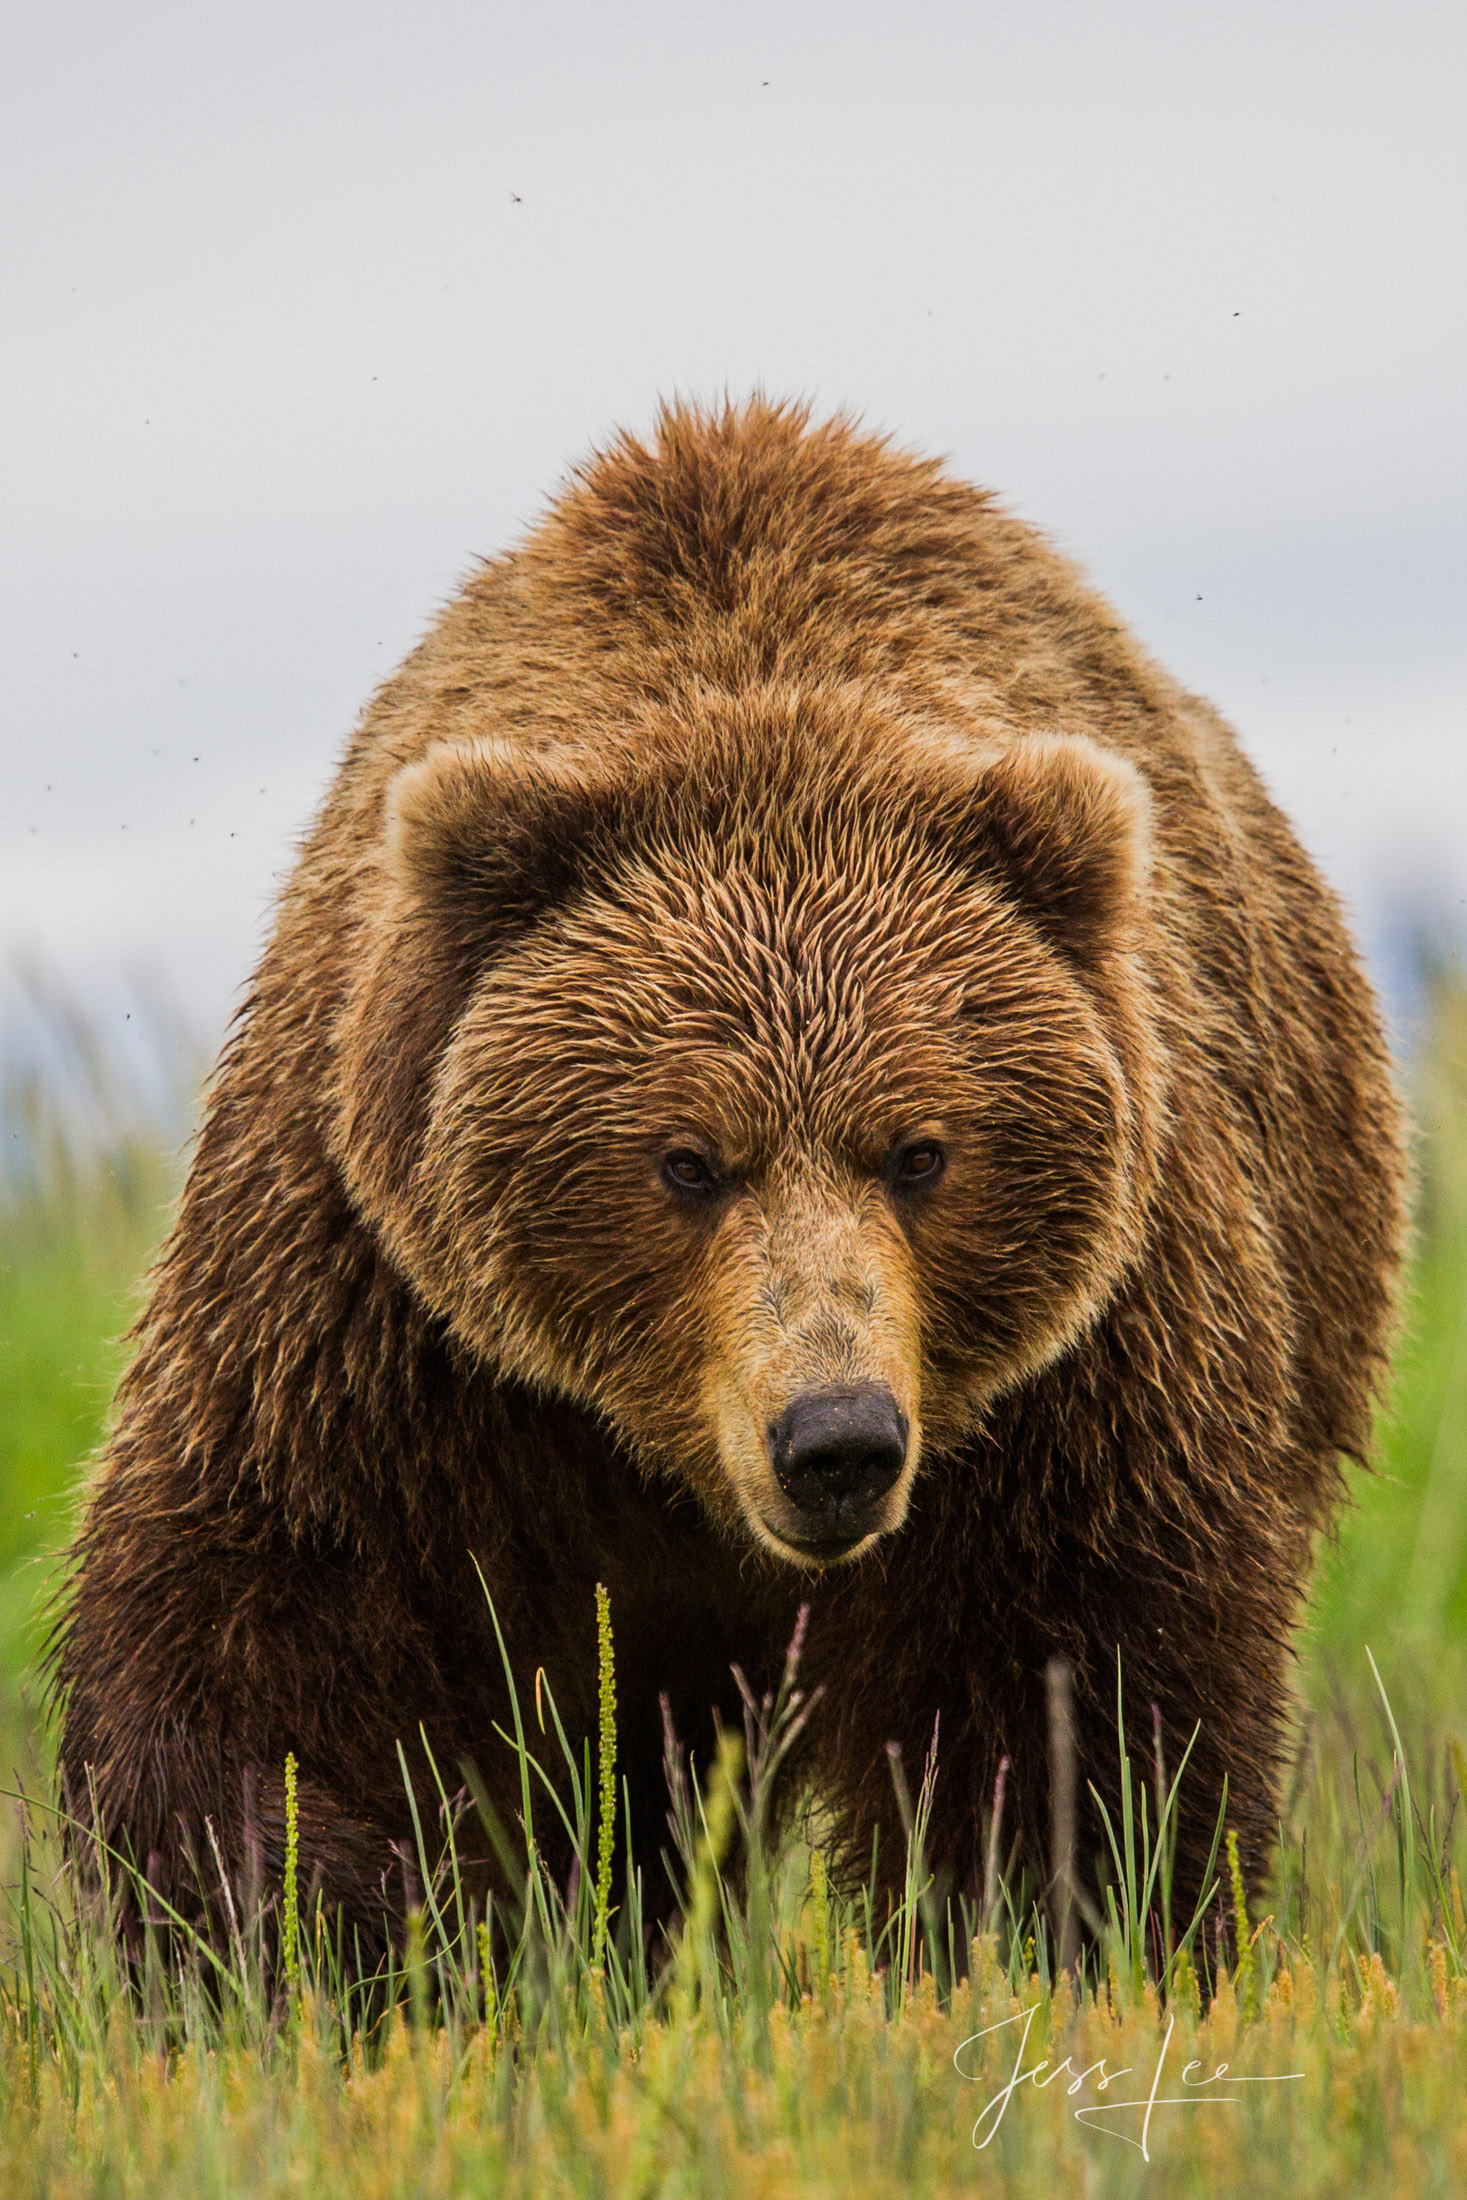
[755,1516,874,1567]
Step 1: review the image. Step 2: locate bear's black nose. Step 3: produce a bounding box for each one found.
[769,1385,908,1533]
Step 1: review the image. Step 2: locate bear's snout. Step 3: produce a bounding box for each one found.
[767,1385,908,1550]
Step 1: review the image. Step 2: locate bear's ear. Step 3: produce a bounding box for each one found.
[334,739,616,1227]
[383,737,613,932]
[950,733,1153,964]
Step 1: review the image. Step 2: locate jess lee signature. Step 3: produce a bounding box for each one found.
[954,2005,1304,2161]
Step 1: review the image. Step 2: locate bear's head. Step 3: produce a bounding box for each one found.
[331,688,1162,1566]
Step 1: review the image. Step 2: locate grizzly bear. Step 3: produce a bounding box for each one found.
[56,398,1406,1964]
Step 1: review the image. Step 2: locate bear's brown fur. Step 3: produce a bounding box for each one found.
[56,398,1407,1957]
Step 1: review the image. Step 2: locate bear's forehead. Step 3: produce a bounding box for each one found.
[592,816,1008,967]
[572,988,965,1167]
[469,840,1089,1145]
[548,845,989,1036]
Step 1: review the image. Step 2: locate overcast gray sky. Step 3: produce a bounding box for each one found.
[4,0,1464,1067]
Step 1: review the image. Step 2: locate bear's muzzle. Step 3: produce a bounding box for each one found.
[767,1384,908,1554]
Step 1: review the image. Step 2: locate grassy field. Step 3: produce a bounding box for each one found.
[2,979,1467,2194]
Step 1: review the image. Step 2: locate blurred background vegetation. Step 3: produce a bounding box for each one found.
[0,966,201,1806]
[1308,961,1467,1682]
[2,951,1466,1871]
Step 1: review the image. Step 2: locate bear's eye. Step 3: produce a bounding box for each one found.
[661,1149,720,1199]
[892,1140,946,1188]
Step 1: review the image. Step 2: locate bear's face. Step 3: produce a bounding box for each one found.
[334,700,1160,1567]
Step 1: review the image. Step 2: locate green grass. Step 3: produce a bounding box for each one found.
[3,979,1467,2195]
[0,1178,172,1818]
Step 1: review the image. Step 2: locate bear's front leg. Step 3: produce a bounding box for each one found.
[800,1506,1297,1962]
